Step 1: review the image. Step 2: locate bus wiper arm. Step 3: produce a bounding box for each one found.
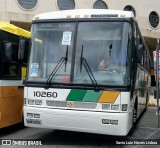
[45,45,68,86]
[80,45,99,89]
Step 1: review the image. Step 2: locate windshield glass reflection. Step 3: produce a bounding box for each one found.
[28,21,131,86]
[28,23,75,83]
[74,22,131,85]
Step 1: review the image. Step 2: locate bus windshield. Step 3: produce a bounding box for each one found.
[28,21,132,86]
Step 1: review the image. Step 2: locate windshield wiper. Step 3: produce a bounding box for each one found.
[80,45,99,90]
[45,45,68,87]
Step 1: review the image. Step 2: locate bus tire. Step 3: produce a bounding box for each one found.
[20,113,25,128]
[133,98,138,124]
[128,98,137,135]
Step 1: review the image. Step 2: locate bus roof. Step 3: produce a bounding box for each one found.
[33,9,134,20]
[0,22,30,38]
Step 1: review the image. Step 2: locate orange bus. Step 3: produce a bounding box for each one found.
[0,22,30,128]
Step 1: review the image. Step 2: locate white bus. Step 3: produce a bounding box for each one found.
[23,9,151,136]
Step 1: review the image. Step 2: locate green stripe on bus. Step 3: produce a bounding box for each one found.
[66,89,87,101]
[82,90,102,102]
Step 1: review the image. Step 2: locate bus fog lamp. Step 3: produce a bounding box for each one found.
[27,113,33,118]
[34,114,40,118]
[102,119,110,124]
[111,105,119,111]
[102,119,118,125]
[28,100,35,105]
[102,104,110,110]
[110,120,118,125]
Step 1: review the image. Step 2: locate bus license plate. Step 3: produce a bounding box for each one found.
[26,119,41,125]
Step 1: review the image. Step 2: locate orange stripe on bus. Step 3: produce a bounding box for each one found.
[98,91,120,103]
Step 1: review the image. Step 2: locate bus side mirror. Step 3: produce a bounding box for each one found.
[4,42,13,62]
[136,44,143,63]
[18,38,25,60]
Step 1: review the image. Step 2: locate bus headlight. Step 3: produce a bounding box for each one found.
[102,104,110,110]
[102,104,128,111]
[122,104,128,111]
[28,99,35,105]
[111,105,119,111]
[35,100,42,105]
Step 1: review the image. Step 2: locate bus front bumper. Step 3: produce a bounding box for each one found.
[24,106,132,136]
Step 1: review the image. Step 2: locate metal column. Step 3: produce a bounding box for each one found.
[156,39,160,128]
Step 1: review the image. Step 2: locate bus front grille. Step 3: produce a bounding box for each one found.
[46,101,97,109]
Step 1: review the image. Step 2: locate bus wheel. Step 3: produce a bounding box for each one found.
[128,99,137,135]
[20,113,25,128]
[133,107,137,123]
[133,99,137,124]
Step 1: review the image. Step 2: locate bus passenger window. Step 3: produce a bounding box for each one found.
[3,42,20,78]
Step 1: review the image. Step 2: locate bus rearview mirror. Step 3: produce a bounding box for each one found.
[18,39,25,60]
[4,42,13,62]
[136,44,143,63]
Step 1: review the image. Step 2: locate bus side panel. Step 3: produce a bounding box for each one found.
[135,66,150,119]
[0,86,23,128]
[0,86,2,126]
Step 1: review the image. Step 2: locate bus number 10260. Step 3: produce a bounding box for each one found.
[33,91,57,98]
